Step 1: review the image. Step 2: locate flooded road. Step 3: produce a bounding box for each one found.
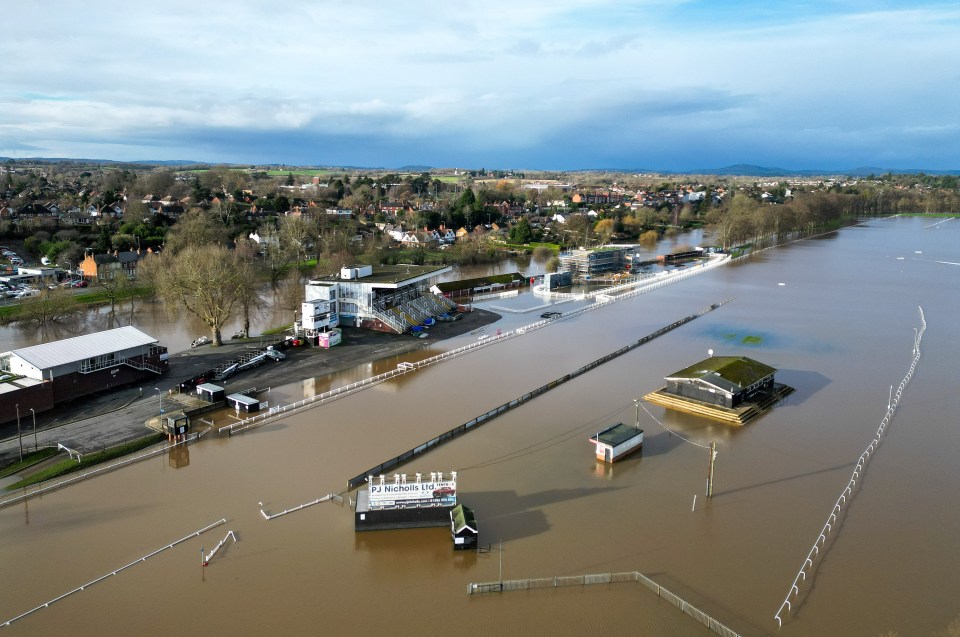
[2,218,959,636]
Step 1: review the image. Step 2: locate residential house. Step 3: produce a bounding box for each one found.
[80,248,151,280]
[326,207,354,220]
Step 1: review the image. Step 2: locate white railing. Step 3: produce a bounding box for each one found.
[774,306,926,627]
[259,493,343,520]
[473,289,520,302]
[220,254,732,437]
[1,518,227,627]
[202,530,237,565]
[0,433,204,510]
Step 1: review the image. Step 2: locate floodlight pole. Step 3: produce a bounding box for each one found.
[15,404,23,462]
[30,408,37,451]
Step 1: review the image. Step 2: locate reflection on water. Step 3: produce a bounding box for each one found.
[2,219,959,636]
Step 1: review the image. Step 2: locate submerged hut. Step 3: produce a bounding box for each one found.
[590,423,644,463]
[644,355,794,425]
[450,504,478,550]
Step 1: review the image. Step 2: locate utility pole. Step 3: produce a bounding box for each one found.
[499,540,503,591]
[15,404,23,462]
[634,398,640,429]
[706,441,717,498]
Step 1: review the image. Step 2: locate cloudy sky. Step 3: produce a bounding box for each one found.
[2,1,959,171]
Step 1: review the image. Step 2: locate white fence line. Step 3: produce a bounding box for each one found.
[258,493,343,520]
[473,289,520,302]
[1,518,227,628]
[774,306,926,627]
[0,434,203,510]
[203,530,237,565]
[220,254,730,437]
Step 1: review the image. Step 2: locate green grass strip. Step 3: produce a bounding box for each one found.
[5,434,165,490]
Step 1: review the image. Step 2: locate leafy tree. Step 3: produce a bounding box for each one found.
[111,233,138,251]
[509,217,533,244]
[593,218,615,244]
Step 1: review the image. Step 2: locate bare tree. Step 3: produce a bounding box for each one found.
[163,209,230,254]
[17,288,82,327]
[150,244,248,345]
[233,240,267,337]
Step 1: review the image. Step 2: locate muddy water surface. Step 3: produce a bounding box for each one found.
[2,218,959,636]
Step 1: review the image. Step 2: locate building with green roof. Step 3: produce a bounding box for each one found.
[663,355,776,409]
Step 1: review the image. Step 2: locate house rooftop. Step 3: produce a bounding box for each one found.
[451,504,477,534]
[591,422,643,447]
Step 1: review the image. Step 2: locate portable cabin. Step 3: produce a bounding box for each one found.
[590,423,644,463]
[450,504,478,550]
[196,382,225,403]
[227,393,261,413]
[161,411,190,437]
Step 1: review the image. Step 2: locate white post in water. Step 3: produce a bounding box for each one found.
[888,385,892,411]
[691,495,697,512]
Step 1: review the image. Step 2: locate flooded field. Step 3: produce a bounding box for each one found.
[2,218,959,636]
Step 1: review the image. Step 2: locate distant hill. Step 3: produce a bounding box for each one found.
[682,164,960,177]
[0,157,202,167]
[396,165,434,173]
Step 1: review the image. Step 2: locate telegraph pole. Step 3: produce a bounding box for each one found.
[706,441,717,498]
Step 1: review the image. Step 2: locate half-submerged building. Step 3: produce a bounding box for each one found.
[643,355,793,425]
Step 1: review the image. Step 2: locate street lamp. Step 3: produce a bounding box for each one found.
[30,408,37,451]
[155,387,163,417]
[15,404,22,462]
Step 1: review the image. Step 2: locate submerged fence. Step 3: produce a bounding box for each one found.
[0,432,207,510]
[259,493,343,520]
[774,306,926,627]
[221,255,732,438]
[346,300,730,489]
[468,570,740,637]
[1,518,227,628]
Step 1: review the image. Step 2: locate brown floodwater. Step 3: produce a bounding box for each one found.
[2,219,959,636]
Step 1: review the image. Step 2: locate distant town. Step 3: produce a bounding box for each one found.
[1,159,957,330]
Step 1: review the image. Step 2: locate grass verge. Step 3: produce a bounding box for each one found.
[0,448,59,479]
[5,434,165,490]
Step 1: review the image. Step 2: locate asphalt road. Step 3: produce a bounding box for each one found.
[0,309,500,467]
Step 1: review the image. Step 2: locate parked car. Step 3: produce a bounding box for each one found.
[72,280,88,288]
